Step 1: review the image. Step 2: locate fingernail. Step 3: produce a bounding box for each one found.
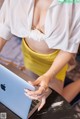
[28,81,33,85]
[38,108,40,111]
[24,89,26,91]
[24,92,27,96]
[28,81,31,83]
[24,89,28,92]
[24,92,30,97]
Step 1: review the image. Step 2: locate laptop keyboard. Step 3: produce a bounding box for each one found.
[29,100,39,112]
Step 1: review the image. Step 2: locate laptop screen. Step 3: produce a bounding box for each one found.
[0,102,21,119]
[0,64,35,119]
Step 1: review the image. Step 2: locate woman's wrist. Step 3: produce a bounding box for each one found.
[43,72,54,84]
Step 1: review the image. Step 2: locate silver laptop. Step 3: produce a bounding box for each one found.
[0,64,52,119]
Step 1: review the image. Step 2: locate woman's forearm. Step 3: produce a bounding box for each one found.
[62,79,80,102]
[44,50,74,82]
[0,38,7,52]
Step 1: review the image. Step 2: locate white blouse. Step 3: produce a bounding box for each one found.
[0,0,80,53]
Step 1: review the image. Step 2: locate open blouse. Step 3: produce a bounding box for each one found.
[0,0,80,53]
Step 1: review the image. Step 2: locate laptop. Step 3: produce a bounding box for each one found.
[0,64,52,119]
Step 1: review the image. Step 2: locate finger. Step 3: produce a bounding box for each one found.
[38,96,46,111]
[24,83,48,97]
[24,88,39,95]
[24,89,41,98]
[26,90,47,100]
[28,81,34,85]
[24,87,48,93]
[24,93,33,99]
[28,96,38,100]
[24,89,35,96]
[25,93,39,100]
[24,89,31,93]
[35,90,49,99]
[28,79,40,86]
[24,87,43,96]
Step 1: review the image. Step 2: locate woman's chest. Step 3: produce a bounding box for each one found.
[32,0,52,33]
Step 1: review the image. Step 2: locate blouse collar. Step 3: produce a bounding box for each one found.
[49,0,60,8]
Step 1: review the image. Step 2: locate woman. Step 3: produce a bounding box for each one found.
[0,0,80,110]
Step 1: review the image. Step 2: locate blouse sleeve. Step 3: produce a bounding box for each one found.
[0,0,12,40]
[45,4,80,53]
[67,8,80,53]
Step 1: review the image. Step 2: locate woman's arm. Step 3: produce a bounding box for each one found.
[62,79,80,103]
[29,50,73,87]
[44,50,73,81]
[25,50,73,110]
[0,37,7,51]
[0,0,12,52]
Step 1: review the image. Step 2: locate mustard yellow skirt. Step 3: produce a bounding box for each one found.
[21,39,68,81]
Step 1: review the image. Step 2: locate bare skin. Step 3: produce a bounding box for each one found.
[26,0,55,54]
[1,0,79,111]
[62,79,80,103]
[0,38,7,52]
[24,0,74,110]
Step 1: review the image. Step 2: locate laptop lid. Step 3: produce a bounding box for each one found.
[0,64,35,119]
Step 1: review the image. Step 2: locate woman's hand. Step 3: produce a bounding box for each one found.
[24,51,73,110]
[24,75,50,111]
